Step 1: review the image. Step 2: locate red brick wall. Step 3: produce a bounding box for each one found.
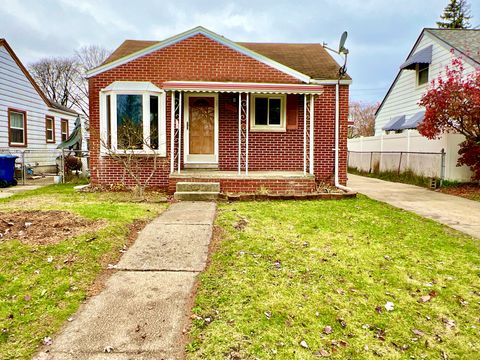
[89,33,349,190]
[313,85,349,185]
[168,177,316,194]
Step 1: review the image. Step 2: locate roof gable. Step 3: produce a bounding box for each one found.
[0,39,78,115]
[87,26,312,82]
[0,38,52,107]
[376,28,480,117]
[426,28,480,65]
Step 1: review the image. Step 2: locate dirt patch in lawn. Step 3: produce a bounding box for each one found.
[439,183,480,202]
[0,210,102,245]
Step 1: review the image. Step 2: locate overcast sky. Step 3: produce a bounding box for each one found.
[2,0,479,104]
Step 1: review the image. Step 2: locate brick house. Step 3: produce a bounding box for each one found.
[87,27,351,195]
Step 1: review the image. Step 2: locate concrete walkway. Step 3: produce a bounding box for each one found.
[37,202,216,360]
[0,184,44,199]
[348,174,480,239]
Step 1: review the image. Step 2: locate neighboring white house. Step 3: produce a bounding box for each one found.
[349,28,480,182]
[0,38,78,173]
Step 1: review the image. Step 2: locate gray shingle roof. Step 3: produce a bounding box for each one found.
[427,28,480,65]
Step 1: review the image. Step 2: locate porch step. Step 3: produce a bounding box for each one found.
[174,182,220,201]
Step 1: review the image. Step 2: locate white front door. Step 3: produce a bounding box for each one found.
[184,93,219,164]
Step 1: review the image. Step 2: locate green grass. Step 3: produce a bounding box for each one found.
[187,198,480,359]
[348,167,434,188]
[0,184,167,359]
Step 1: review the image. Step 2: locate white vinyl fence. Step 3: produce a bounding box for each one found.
[347,130,472,182]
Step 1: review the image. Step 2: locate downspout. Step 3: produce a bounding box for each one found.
[334,79,352,192]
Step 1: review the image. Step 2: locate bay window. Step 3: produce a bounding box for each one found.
[100,82,166,155]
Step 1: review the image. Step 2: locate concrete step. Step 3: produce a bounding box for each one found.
[176,182,220,192]
[174,191,219,201]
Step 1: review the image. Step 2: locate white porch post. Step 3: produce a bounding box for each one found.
[309,95,314,175]
[303,95,307,175]
[238,92,241,174]
[170,91,175,173]
[178,92,183,173]
[246,92,249,176]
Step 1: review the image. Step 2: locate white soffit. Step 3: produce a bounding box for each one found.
[102,81,163,92]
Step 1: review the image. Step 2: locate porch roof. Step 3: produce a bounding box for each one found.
[162,81,324,94]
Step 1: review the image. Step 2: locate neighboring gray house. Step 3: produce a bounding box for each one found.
[0,38,78,172]
[349,28,479,181]
[375,28,480,134]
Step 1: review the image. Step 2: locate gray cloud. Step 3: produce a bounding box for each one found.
[1,0,479,103]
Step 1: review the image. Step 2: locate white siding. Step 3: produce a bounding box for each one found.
[375,32,477,135]
[0,45,77,167]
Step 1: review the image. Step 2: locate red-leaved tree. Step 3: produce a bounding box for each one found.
[418,56,480,180]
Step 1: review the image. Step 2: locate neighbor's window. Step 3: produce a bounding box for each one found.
[417,63,429,86]
[251,94,286,131]
[100,89,165,154]
[61,119,69,142]
[8,109,27,146]
[46,116,55,143]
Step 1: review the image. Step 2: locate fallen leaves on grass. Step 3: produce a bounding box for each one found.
[384,302,394,311]
[323,325,333,335]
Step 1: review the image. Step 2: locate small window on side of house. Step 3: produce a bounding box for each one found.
[8,109,27,146]
[417,63,429,86]
[61,119,69,142]
[251,94,286,131]
[46,116,55,143]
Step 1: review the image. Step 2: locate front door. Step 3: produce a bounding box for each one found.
[185,94,218,164]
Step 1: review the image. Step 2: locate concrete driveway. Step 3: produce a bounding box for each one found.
[348,174,480,239]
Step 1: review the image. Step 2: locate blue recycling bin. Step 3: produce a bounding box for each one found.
[0,154,18,187]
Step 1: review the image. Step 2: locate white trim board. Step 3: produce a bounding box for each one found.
[183,93,219,165]
[86,26,311,83]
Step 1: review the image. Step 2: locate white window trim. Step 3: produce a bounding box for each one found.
[250,94,286,132]
[46,117,55,143]
[416,63,429,88]
[9,110,26,146]
[100,85,167,156]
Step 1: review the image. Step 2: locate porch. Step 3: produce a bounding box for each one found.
[168,169,316,194]
[165,81,323,179]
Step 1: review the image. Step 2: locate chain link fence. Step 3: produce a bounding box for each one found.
[348,150,446,181]
[0,148,89,185]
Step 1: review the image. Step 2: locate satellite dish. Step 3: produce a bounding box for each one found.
[338,31,348,54]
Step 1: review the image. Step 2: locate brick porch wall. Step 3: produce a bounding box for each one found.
[168,177,317,194]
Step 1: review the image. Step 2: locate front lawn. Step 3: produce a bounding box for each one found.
[188,197,480,359]
[0,184,167,359]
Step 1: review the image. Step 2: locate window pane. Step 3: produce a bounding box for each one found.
[255,98,268,125]
[11,112,24,129]
[150,96,159,150]
[269,99,281,125]
[11,128,24,143]
[418,64,429,85]
[117,94,143,149]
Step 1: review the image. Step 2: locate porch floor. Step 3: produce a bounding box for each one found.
[170,170,314,180]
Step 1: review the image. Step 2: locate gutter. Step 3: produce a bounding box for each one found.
[334,80,352,193]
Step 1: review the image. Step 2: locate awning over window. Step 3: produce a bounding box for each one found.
[398,111,425,130]
[162,81,324,94]
[400,45,432,70]
[382,115,406,131]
